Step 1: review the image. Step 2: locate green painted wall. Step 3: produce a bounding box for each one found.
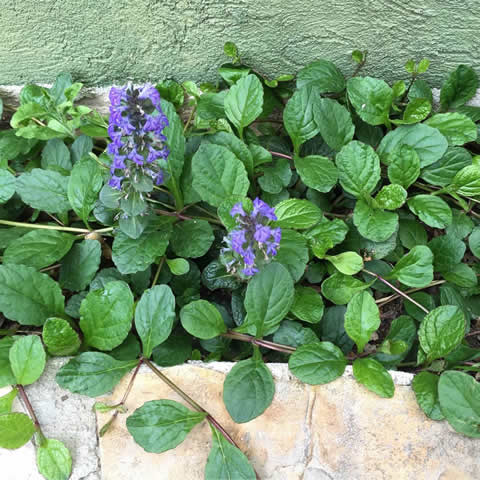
[0,1,478,86]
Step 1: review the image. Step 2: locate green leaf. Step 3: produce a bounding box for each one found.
[180,300,227,339]
[0,264,64,326]
[0,388,17,415]
[152,333,192,367]
[290,286,324,324]
[273,229,309,282]
[204,131,254,179]
[421,147,472,187]
[398,219,428,249]
[443,261,477,287]
[273,320,319,348]
[0,337,16,388]
[224,74,263,136]
[418,305,465,362]
[313,97,355,151]
[321,273,372,305]
[469,226,480,258]
[41,139,72,173]
[3,230,75,270]
[294,155,338,193]
[412,372,444,420]
[80,281,134,351]
[393,98,431,125]
[16,169,70,213]
[407,195,452,228]
[223,352,275,423]
[425,113,477,146]
[296,60,345,93]
[127,399,207,453]
[205,426,256,480]
[67,156,103,224]
[37,438,72,480]
[344,291,380,353]
[0,413,35,449]
[450,164,480,197]
[347,77,393,125]
[335,140,380,197]
[304,217,349,258]
[387,245,433,287]
[440,65,478,110]
[374,184,407,210]
[288,342,346,384]
[135,285,175,358]
[202,260,242,291]
[161,99,185,184]
[353,199,398,242]
[258,158,291,194]
[387,145,421,189]
[378,124,448,168]
[438,370,480,438]
[192,143,249,206]
[9,335,46,385]
[166,258,190,276]
[171,219,214,258]
[218,196,253,231]
[326,251,363,275]
[0,169,16,203]
[156,81,184,109]
[273,199,321,229]
[428,234,465,271]
[242,263,294,336]
[352,357,394,398]
[112,228,171,275]
[59,239,101,291]
[283,86,320,153]
[56,352,137,397]
[43,317,81,356]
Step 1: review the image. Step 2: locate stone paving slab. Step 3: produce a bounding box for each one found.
[1,359,479,480]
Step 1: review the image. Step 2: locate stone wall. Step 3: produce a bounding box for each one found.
[0,1,479,86]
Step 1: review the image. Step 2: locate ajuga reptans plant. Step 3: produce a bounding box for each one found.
[0,43,479,479]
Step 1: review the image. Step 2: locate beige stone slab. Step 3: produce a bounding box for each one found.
[96,363,479,480]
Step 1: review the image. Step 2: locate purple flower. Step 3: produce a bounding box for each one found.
[222,198,281,278]
[106,83,169,190]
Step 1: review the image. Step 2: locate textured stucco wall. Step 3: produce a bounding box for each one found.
[0,0,479,86]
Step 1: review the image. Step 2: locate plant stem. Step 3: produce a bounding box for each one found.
[0,219,114,235]
[17,385,45,443]
[465,330,480,338]
[222,332,296,354]
[269,151,293,161]
[363,269,430,314]
[143,359,241,450]
[151,256,165,287]
[39,264,61,273]
[375,280,446,307]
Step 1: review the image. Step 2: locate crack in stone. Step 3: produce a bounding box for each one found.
[299,386,317,480]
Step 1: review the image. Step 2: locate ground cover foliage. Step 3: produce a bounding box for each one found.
[0,44,479,478]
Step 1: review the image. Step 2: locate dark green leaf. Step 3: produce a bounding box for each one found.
[344,291,380,353]
[289,342,346,384]
[273,229,309,282]
[56,352,137,397]
[205,426,256,480]
[421,147,471,187]
[126,400,206,453]
[202,260,241,291]
[438,370,480,438]
[16,169,70,213]
[180,300,226,339]
[294,155,338,193]
[440,65,478,110]
[335,140,380,197]
[418,305,465,362]
[387,144,421,189]
[79,281,134,351]
[0,169,16,204]
[296,60,345,93]
[3,230,75,270]
[412,372,444,420]
[171,219,214,258]
[290,286,324,324]
[0,264,64,326]
[223,353,275,423]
